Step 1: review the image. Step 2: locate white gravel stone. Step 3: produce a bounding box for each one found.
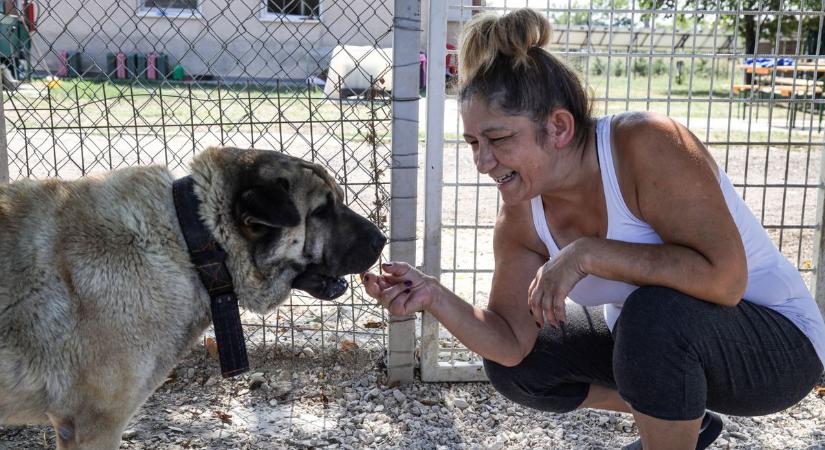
[452,398,470,409]
[122,429,138,440]
[249,373,267,390]
[5,350,822,450]
[392,389,406,402]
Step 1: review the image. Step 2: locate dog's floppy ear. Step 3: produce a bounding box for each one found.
[234,178,301,229]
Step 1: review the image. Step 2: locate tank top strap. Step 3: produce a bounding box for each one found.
[530,195,559,256]
[596,115,646,229]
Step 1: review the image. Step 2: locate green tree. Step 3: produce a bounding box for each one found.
[554,0,633,26]
[638,0,822,56]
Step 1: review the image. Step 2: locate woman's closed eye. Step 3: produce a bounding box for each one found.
[489,135,513,145]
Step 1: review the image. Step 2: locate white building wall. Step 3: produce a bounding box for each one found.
[31,0,394,80]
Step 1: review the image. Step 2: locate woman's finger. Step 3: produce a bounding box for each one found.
[542,293,558,328]
[387,286,413,315]
[379,283,409,309]
[376,275,396,291]
[527,275,538,306]
[530,289,545,326]
[380,261,425,283]
[555,295,566,324]
[378,274,412,286]
[361,272,382,298]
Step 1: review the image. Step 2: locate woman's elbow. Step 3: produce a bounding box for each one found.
[491,344,532,368]
[713,267,747,307]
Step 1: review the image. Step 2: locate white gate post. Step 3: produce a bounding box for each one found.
[420,0,447,382]
[813,143,825,318]
[387,0,422,385]
[420,0,486,383]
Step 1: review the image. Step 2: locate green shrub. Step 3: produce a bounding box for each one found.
[591,57,605,76]
[632,58,649,77]
[652,58,667,76]
[613,60,625,77]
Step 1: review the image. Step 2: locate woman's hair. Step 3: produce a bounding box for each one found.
[459,8,593,148]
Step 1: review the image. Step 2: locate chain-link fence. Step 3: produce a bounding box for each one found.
[0,0,404,364]
[422,0,825,381]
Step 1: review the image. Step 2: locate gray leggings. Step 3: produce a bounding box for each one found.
[484,286,824,420]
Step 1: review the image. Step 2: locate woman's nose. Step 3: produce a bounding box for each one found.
[474,143,496,174]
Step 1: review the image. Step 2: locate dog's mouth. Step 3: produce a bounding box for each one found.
[292,265,348,300]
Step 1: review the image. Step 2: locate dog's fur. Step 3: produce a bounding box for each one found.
[0,147,385,449]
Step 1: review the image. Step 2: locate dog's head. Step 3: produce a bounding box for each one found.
[190,147,386,313]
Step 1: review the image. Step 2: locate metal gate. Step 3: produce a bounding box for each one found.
[421,0,825,382]
[0,0,422,382]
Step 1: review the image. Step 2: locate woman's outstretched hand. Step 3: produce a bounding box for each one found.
[361,262,439,316]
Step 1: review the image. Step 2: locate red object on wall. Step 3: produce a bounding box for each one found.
[24,0,37,33]
[446,43,458,78]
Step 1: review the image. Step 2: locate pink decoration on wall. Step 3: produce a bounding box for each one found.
[57,50,68,77]
[116,52,127,79]
[147,53,157,80]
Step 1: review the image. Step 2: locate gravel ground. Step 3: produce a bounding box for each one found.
[1,344,824,450]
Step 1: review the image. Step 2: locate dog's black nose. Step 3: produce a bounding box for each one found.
[370,233,388,253]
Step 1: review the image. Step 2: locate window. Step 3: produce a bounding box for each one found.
[140,0,199,17]
[266,0,320,20]
[143,0,197,9]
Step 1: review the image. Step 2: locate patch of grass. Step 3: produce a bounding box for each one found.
[6,78,392,143]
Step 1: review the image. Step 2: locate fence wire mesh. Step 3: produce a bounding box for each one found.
[426,0,825,375]
[0,0,398,363]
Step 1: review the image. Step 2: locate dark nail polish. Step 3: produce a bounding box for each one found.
[535,322,541,328]
[404,288,411,294]
[363,274,370,282]
[404,280,412,287]
[383,262,393,267]
[528,310,533,316]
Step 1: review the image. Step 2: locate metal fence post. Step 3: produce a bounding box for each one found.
[813,145,825,318]
[387,0,421,385]
[0,70,7,184]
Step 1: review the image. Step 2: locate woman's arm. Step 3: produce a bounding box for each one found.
[539,113,747,316]
[366,203,545,367]
[427,204,546,367]
[613,113,747,305]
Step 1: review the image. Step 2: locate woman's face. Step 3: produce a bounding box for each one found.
[461,98,554,204]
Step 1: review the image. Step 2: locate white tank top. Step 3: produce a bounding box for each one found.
[530,115,825,367]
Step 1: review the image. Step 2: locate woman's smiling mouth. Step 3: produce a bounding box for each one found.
[494,170,517,185]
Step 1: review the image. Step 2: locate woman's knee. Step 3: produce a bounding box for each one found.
[612,286,708,419]
[614,286,703,370]
[616,286,699,339]
[483,358,586,414]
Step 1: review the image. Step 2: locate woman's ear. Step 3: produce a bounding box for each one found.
[545,109,576,149]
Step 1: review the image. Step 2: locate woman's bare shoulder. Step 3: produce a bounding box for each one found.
[612,111,718,179]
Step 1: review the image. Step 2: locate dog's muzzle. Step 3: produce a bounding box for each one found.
[292,266,349,300]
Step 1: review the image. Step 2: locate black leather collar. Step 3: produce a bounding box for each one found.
[172,175,249,378]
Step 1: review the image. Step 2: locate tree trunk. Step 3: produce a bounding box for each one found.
[742,15,757,83]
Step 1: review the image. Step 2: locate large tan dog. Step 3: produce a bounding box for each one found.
[0,147,386,449]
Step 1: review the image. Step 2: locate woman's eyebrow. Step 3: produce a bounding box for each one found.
[464,126,511,140]
[482,126,513,135]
